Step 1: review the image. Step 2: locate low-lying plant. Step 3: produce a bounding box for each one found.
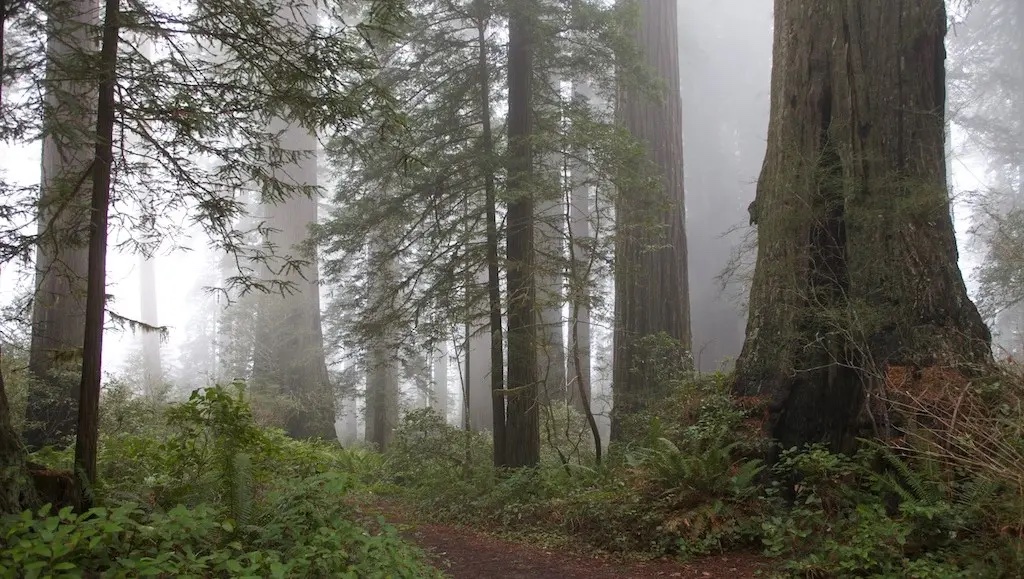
[1,383,440,578]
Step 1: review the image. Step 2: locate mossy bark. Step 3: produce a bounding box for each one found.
[735,1,992,452]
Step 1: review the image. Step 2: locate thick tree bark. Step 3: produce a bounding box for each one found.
[24,0,99,450]
[503,0,540,468]
[74,0,118,509]
[611,0,691,441]
[734,0,992,453]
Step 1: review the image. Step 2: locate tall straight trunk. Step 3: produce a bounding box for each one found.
[536,73,566,405]
[611,0,690,441]
[365,338,398,450]
[503,0,540,468]
[250,1,333,439]
[139,254,162,396]
[567,79,593,415]
[24,0,99,450]
[432,339,449,421]
[475,8,506,463]
[734,0,992,452]
[74,0,119,508]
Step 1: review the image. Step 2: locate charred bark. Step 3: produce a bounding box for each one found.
[734,1,992,453]
[611,0,691,441]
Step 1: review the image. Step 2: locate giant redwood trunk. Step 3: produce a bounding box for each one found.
[24,0,99,450]
[735,0,992,453]
[503,0,540,468]
[611,0,691,441]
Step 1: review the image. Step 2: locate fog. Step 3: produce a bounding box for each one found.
[0,0,1002,434]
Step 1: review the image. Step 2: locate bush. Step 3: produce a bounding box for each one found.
[4,383,441,578]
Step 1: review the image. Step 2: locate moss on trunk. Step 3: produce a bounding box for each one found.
[735,1,991,452]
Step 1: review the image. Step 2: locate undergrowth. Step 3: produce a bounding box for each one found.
[1,382,438,578]
[365,359,1024,578]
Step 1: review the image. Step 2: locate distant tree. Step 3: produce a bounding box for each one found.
[319,0,644,468]
[250,119,335,440]
[734,1,991,452]
[948,0,1024,356]
[611,0,691,441]
[138,253,163,396]
[679,0,771,371]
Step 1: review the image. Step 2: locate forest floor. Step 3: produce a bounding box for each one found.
[366,500,769,578]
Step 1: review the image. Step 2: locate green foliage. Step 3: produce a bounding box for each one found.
[5,383,439,578]
[759,444,1023,577]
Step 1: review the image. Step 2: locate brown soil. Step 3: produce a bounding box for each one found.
[369,501,769,579]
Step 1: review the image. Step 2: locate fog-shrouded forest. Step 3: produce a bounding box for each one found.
[3,0,1024,576]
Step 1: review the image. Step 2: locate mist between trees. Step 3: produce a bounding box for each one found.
[2,0,1024,576]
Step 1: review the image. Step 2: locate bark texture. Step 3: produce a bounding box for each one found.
[611,0,691,440]
[503,0,540,468]
[25,0,99,450]
[735,0,992,452]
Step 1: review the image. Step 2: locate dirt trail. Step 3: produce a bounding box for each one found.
[370,501,767,579]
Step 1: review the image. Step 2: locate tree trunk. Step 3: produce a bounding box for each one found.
[24,0,99,451]
[465,269,493,431]
[365,334,399,450]
[503,0,540,468]
[249,2,334,438]
[567,79,593,415]
[536,69,566,405]
[139,254,162,396]
[475,8,507,465]
[734,0,992,453]
[74,0,119,509]
[611,0,691,441]
[432,339,449,422]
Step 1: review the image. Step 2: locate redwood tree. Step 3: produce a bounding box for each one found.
[503,0,540,468]
[734,0,992,452]
[611,0,690,440]
[24,0,98,450]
